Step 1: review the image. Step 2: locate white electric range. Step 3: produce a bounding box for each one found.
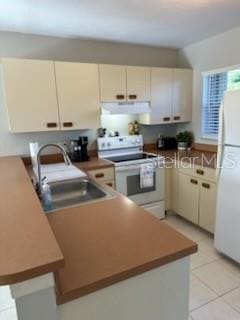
[97,135,165,219]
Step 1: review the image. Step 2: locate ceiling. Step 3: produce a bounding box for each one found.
[1,0,240,48]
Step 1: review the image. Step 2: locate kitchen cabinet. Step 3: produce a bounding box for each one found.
[171,165,179,213]
[99,64,127,102]
[126,66,151,102]
[172,69,193,123]
[2,58,59,133]
[199,180,217,233]
[178,173,199,224]
[140,68,192,125]
[55,62,100,130]
[166,163,217,233]
[164,168,172,211]
[140,68,173,124]
[99,64,151,103]
[87,167,115,189]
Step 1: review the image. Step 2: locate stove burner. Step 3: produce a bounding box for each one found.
[106,153,156,163]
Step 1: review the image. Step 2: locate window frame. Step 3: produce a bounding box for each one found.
[201,64,240,141]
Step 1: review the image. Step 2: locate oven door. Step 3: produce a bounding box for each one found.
[115,163,164,205]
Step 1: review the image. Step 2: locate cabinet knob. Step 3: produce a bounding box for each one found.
[202,182,210,189]
[63,122,73,128]
[47,122,57,128]
[190,179,198,185]
[128,94,137,100]
[163,117,170,122]
[174,116,181,121]
[196,169,204,175]
[116,94,125,100]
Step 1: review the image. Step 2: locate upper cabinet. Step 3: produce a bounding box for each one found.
[2,58,193,133]
[99,65,127,102]
[2,58,59,132]
[140,68,193,125]
[126,66,151,102]
[99,64,151,103]
[55,62,100,130]
[140,68,173,124]
[172,69,193,123]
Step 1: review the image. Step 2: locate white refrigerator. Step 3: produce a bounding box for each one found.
[214,89,240,263]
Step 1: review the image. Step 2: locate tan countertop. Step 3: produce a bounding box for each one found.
[74,156,114,171]
[0,156,64,285]
[0,155,197,304]
[145,148,217,169]
[48,193,197,304]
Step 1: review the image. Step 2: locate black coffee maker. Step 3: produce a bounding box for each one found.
[69,136,89,162]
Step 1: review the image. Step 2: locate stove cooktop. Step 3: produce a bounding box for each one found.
[105,153,157,163]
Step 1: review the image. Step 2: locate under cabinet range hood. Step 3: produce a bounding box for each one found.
[101,102,151,115]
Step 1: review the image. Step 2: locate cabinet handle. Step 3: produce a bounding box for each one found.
[174,116,181,121]
[116,94,125,100]
[106,182,113,187]
[163,117,170,122]
[128,94,137,100]
[47,122,57,128]
[190,179,198,185]
[95,172,104,178]
[196,169,204,175]
[202,182,210,189]
[63,122,73,128]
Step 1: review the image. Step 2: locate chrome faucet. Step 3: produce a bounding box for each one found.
[37,143,72,199]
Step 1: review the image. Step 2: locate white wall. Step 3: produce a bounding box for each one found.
[178,26,240,145]
[0,31,178,156]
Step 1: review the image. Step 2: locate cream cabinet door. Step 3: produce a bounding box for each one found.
[126,66,151,102]
[164,167,172,211]
[172,69,193,123]
[199,180,217,233]
[2,58,59,132]
[99,64,127,102]
[178,173,199,224]
[171,165,179,213]
[55,62,100,130]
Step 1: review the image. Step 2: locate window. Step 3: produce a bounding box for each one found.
[202,68,240,140]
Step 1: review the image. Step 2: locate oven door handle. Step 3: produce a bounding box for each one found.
[115,164,156,172]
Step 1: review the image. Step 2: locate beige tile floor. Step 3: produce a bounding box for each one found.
[164,213,240,320]
[0,213,240,320]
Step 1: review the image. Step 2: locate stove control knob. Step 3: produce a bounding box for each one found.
[107,142,111,147]
[101,142,105,148]
[136,139,141,144]
[131,139,136,144]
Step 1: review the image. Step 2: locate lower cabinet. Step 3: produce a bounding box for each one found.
[199,180,217,233]
[167,166,217,234]
[87,167,115,189]
[178,173,199,224]
[171,166,179,213]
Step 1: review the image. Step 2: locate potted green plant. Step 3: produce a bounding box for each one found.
[176,131,193,151]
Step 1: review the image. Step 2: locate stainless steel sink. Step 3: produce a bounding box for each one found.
[41,177,114,213]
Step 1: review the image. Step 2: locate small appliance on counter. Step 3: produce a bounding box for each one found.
[157,136,177,150]
[69,136,90,162]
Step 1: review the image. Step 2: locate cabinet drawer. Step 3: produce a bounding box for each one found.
[178,165,216,182]
[88,167,115,181]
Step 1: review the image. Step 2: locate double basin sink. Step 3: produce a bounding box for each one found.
[40,177,114,213]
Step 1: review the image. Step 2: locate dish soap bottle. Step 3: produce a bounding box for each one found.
[41,178,53,212]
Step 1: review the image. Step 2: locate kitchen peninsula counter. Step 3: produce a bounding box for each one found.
[0,155,197,314]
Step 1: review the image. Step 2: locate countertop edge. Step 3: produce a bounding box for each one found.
[56,244,197,305]
[0,156,65,285]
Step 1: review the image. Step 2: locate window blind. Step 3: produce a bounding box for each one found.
[202,72,227,139]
